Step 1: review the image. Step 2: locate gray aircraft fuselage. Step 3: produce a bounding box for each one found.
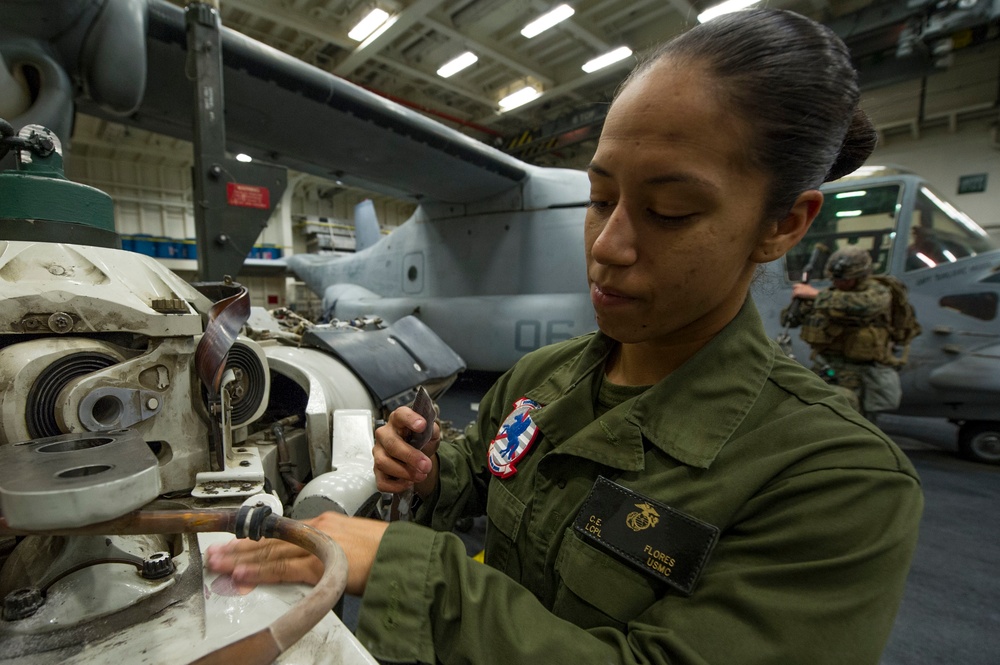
[293,168,1000,429]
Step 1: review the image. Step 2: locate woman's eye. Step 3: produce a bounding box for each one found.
[649,210,696,224]
[586,200,615,215]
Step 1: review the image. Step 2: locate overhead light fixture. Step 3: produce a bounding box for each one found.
[835,210,863,218]
[349,8,390,41]
[697,0,760,23]
[835,190,867,199]
[499,86,541,111]
[437,51,479,78]
[521,4,575,39]
[235,153,252,163]
[582,46,633,73]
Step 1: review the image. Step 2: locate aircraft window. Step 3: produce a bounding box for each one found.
[906,187,996,272]
[939,292,998,321]
[784,184,900,281]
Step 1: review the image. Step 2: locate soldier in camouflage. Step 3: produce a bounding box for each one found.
[784,246,899,415]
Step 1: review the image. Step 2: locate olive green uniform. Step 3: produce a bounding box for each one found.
[356,300,922,664]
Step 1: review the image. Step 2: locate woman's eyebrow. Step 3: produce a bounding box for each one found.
[588,161,717,192]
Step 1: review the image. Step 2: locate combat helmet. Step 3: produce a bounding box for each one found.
[825,246,872,280]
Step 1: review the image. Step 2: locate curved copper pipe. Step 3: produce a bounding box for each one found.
[0,509,348,665]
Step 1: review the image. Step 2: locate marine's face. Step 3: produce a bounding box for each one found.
[585,58,774,347]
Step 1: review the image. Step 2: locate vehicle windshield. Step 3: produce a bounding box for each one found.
[905,186,996,271]
[785,183,900,280]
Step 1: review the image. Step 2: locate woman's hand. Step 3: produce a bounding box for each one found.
[204,511,389,596]
[373,406,441,498]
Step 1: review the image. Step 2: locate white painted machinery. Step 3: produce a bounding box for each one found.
[0,123,464,663]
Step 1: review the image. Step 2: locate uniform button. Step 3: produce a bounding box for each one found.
[557,478,567,489]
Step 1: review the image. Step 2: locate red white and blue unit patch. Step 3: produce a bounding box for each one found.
[488,397,541,478]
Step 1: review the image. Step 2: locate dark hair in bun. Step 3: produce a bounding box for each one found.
[622,8,877,219]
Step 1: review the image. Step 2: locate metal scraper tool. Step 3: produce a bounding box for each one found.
[407,385,435,449]
[393,385,435,521]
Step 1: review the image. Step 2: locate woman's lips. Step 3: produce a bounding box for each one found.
[591,283,637,308]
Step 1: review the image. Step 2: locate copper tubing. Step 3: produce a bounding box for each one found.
[0,509,348,665]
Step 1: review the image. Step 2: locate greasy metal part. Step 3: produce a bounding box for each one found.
[141,551,175,580]
[273,420,305,501]
[0,532,201,657]
[33,536,148,593]
[0,509,348,665]
[192,370,266,499]
[193,280,250,397]
[2,587,43,621]
[192,279,250,471]
[77,386,165,431]
[0,430,160,529]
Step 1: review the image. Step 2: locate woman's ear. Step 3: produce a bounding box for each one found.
[751,189,824,263]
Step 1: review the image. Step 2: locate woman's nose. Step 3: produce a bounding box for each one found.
[590,205,638,266]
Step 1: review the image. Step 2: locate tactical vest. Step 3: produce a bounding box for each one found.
[800,280,894,363]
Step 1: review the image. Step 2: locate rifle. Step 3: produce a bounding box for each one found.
[776,242,830,358]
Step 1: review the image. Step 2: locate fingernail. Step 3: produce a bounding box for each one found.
[417,458,431,473]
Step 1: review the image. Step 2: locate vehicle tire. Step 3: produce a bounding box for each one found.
[957,421,1000,465]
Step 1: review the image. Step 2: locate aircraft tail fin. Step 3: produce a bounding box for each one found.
[354,200,381,252]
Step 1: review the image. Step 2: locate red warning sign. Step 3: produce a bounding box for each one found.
[226,182,270,209]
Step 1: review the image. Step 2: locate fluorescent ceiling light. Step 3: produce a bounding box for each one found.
[835,210,862,218]
[835,190,867,199]
[499,86,541,111]
[582,46,632,73]
[235,153,252,163]
[521,4,575,38]
[349,8,389,41]
[697,0,760,23]
[437,51,479,78]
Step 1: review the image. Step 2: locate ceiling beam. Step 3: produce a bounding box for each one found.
[473,56,634,126]
[222,0,354,50]
[333,0,444,77]
[371,54,497,108]
[420,16,555,87]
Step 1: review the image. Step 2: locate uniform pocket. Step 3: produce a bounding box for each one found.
[485,479,526,573]
[552,530,659,629]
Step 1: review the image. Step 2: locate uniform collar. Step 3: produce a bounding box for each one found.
[526,299,774,470]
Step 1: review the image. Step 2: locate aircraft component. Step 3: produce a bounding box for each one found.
[0,128,462,662]
[958,421,1000,465]
[0,123,118,248]
[0,430,159,529]
[301,315,466,410]
[927,343,1000,393]
[0,507,351,664]
[292,409,379,520]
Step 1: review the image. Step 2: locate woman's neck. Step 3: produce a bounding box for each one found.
[605,332,719,386]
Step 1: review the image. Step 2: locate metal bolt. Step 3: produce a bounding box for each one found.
[141,552,175,580]
[49,265,65,276]
[47,312,73,333]
[146,397,159,410]
[3,587,43,621]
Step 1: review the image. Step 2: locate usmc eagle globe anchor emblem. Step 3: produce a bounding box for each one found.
[626,502,661,532]
[488,397,540,478]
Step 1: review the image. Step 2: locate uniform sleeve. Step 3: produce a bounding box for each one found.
[821,283,892,320]
[356,464,922,665]
[412,375,508,532]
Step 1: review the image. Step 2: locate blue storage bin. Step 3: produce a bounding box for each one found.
[182,240,197,260]
[120,235,135,252]
[132,234,157,256]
